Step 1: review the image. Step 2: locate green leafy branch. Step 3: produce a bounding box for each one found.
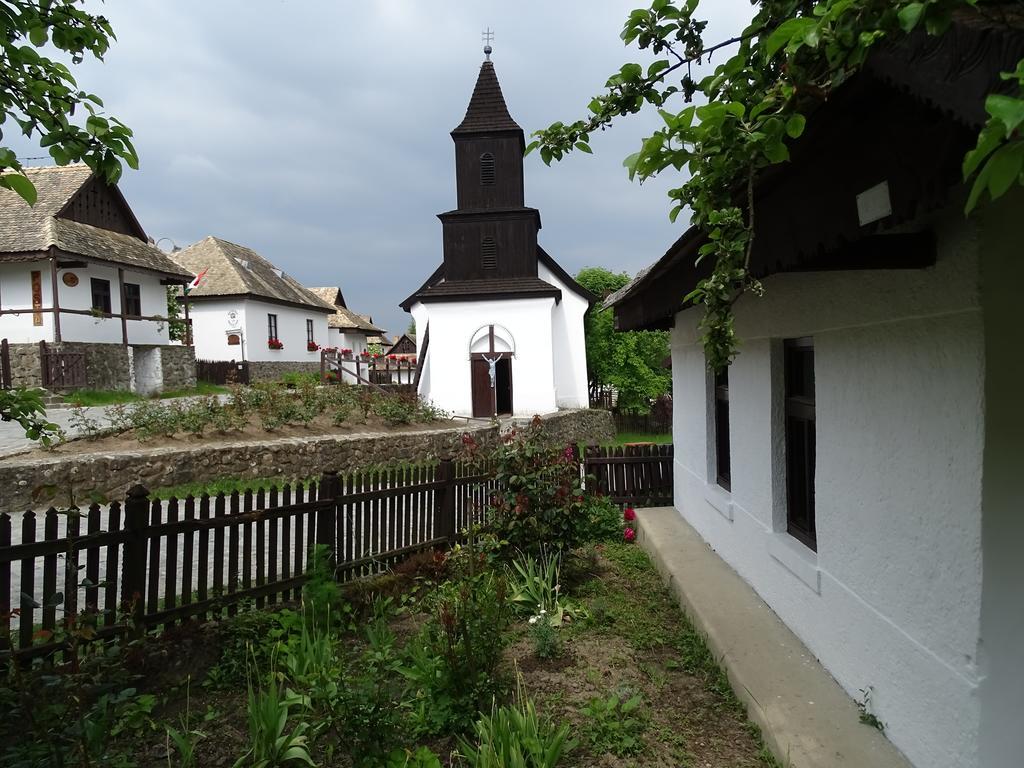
[0,1,138,204]
[530,0,1022,369]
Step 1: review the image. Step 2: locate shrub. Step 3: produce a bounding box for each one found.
[402,538,512,735]
[281,371,320,388]
[373,394,417,425]
[574,494,624,544]
[528,616,563,660]
[482,417,586,555]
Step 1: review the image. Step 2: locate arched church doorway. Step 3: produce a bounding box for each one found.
[469,324,514,417]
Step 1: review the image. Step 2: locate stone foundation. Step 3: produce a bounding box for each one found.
[248,360,323,383]
[1,409,614,511]
[6,342,195,393]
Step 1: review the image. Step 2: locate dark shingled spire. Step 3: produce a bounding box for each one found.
[452,61,521,134]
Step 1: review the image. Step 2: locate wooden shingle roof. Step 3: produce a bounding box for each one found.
[307,286,385,333]
[0,165,193,279]
[174,236,333,312]
[451,61,521,135]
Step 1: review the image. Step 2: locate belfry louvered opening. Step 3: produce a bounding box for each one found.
[480,152,495,185]
[482,236,497,270]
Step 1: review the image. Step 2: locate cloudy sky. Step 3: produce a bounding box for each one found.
[12,0,754,334]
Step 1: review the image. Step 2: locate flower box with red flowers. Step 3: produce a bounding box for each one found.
[340,348,353,357]
[267,338,284,350]
[307,341,320,352]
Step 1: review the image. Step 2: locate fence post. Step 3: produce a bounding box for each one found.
[121,485,150,637]
[435,457,456,543]
[316,471,339,564]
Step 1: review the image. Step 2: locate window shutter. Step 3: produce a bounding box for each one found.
[480,153,495,185]
[482,237,497,270]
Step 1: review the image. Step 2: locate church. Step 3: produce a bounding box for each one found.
[401,50,593,418]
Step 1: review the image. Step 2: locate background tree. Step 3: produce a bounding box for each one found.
[577,267,671,413]
[531,0,1023,370]
[0,0,135,444]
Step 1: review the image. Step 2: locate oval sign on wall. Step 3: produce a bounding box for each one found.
[62,272,79,287]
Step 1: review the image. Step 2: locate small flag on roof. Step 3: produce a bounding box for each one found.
[185,268,208,294]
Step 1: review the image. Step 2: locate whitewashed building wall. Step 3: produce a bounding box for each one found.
[0,261,169,344]
[540,262,589,409]
[669,208,987,768]
[189,297,327,364]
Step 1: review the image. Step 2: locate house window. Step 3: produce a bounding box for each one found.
[267,313,278,341]
[714,366,731,490]
[482,237,497,270]
[784,337,816,550]
[306,318,314,344]
[123,283,141,317]
[90,278,111,314]
[480,152,495,185]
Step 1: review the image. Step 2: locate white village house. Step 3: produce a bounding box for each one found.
[401,54,593,417]
[0,165,196,394]
[173,237,332,382]
[608,17,1022,768]
[307,287,385,357]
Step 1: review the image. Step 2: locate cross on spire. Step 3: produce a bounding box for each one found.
[482,27,494,60]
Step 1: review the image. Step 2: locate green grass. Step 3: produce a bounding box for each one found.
[63,382,228,407]
[612,432,672,445]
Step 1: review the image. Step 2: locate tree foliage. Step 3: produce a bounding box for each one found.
[577,267,670,413]
[530,0,1023,369]
[0,387,62,447]
[0,0,137,204]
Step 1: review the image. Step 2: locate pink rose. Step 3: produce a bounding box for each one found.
[624,527,636,543]
[624,508,636,522]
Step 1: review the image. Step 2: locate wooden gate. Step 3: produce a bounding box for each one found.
[197,359,249,385]
[39,341,86,390]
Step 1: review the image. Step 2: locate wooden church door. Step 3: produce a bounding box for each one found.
[471,358,492,417]
[471,355,513,417]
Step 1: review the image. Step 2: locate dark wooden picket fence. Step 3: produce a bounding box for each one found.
[583,444,674,506]
[612,411,672,436]
[197,359,250,385]
[0,458,500,663]
[1,445,672,663]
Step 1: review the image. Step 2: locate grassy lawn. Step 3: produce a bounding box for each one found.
[1,542,780,767]
[62,381,228,407]
[613,431,672,445]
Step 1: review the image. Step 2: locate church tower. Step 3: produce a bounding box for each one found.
[440,59,542,283]
[401,45,594,418]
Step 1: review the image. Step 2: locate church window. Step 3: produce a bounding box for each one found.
[482,237,497,270]
[480,152,495,185]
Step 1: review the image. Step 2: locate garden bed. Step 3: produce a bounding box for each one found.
[2,544,779,768]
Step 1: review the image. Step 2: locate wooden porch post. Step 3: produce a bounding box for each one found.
[49,251,61,343]
[117,267,128,345]
[181,289,192,346]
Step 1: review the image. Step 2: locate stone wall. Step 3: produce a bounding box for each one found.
[248,360,323,383]
[6,341,196,393]
[1,408,614,511]
[7,342,43,388]
[155,344,197,391]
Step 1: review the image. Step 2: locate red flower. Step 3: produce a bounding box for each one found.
[624,508,636,522]
[624,527,636,543]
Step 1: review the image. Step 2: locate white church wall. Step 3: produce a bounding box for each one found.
[668,209,984,768]
[539,262,589,409]
[413,297,557,417]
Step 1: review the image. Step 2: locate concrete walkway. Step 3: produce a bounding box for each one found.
[635,507,913,768]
